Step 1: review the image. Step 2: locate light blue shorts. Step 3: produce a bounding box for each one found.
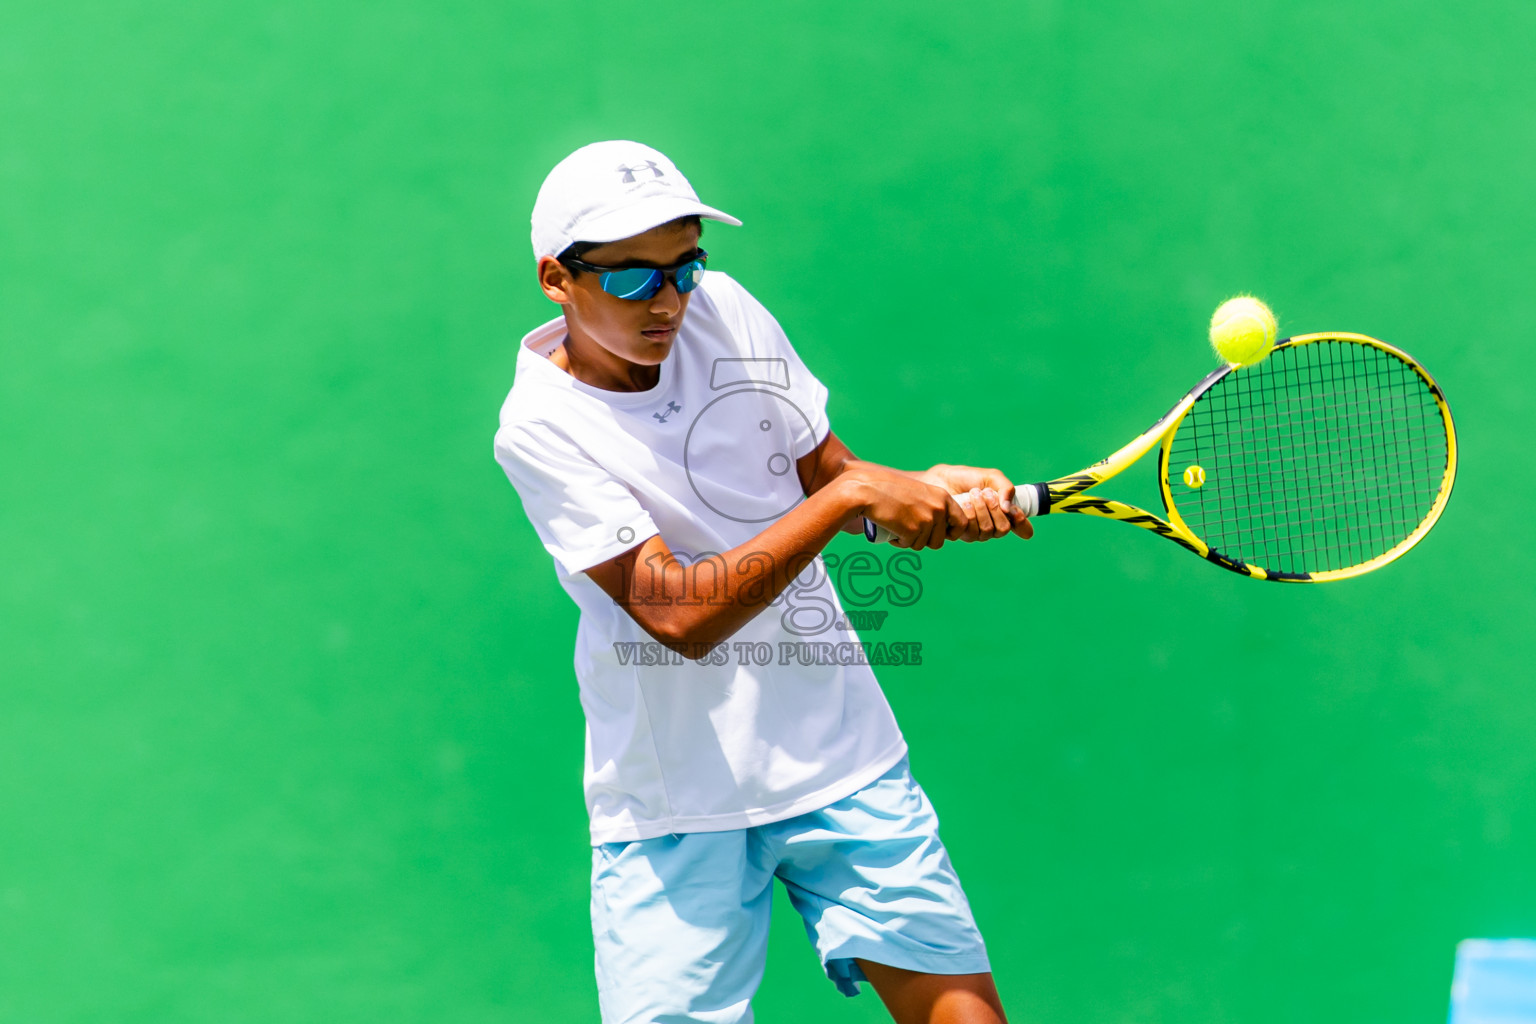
[589,756,991,1024]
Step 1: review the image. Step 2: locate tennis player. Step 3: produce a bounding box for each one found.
[495,140,1029,1024]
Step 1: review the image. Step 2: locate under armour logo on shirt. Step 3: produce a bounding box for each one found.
[653,401,682,423]
[617,161,665,184]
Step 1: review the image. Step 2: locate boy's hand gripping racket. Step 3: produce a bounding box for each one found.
[865,333,1457,583]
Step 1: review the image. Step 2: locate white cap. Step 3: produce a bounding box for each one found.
[530,140,742,260]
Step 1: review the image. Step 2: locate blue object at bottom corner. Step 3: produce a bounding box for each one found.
[1450,939,1536,1024]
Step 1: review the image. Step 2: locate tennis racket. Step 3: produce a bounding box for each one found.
[864,333,1457,583]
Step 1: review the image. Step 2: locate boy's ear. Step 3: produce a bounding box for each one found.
[537,256,575,304]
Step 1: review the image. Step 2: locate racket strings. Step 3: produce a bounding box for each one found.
[1167,340,1449,575]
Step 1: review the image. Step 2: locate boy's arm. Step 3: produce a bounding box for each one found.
[582,458,964,655]
[583,433,1034,655]
[797,432,1035,543]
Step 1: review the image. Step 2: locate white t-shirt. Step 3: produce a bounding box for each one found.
[494,272,907,844]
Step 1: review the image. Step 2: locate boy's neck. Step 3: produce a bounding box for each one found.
[550,334,662,393]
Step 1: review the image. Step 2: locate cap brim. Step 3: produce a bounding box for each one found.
[574,195,741,246]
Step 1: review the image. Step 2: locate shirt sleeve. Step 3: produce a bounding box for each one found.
[707,273,831,458]
[494,422,659,577]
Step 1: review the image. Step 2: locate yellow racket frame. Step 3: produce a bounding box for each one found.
[1036,333,1458,582]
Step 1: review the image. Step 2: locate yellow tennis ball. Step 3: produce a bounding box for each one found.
[1209,296,1278,367]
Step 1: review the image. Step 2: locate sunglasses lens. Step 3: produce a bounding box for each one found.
[601,268,663,300]
[675,259,706,295]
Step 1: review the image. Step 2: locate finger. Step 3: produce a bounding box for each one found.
[934,494,967,549]
[951,488,979,541]
[921,516,943,549]
[961,487,991,541]
[950,490,968,536]
[983,472,1019,503]
[1008,506,1035,540]
[994,487,1015,532]
[954,487,1000,542]
[977,487,1010,538]
[905,506,932,551]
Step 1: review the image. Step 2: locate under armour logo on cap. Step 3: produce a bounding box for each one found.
[616,161,665,184]
[530,141,742,260]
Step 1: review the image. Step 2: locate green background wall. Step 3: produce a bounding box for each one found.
[3,3,1531,1021]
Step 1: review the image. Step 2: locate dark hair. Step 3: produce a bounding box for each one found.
[558,216,703,270]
